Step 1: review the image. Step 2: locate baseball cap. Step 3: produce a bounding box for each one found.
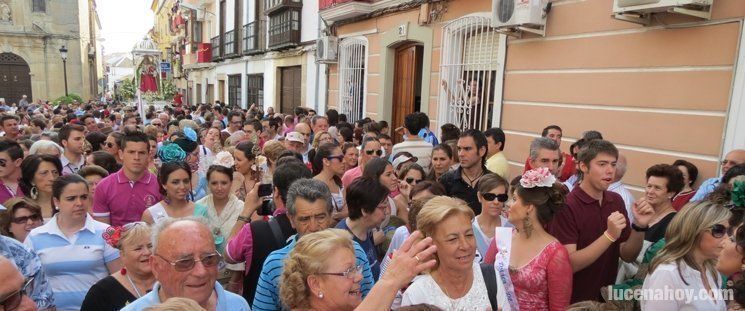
[286,132,305,143]
[392,154,418,171]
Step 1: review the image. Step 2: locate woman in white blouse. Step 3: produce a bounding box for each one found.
[642,201,731,310]
[401,196,491,310]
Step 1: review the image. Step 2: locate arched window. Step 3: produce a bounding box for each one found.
[438,15,504,131]
[337,37,367,123]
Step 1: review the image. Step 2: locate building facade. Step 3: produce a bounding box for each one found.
[177,0,326,111]
[0,0,103,103]
[321,0,745,197]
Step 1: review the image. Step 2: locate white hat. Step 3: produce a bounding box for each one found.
[392,154,418,171]
[286,132,305,143]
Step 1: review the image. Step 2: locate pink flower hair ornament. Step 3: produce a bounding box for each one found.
[520,167,557,188]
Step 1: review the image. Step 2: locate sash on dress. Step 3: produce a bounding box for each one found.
[494,227,520,311]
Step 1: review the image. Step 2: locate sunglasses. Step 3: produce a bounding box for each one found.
[0,277,33,311]
[405,177,423,185]
[0,159,6,167]
[11,214,42,224]
[152,123,162,127]
[326,155,345,161]
[710,224,729,239]
[365,149,383,156]
[106,142,116,148]
[482,193,509,203]
[155,252,222,272]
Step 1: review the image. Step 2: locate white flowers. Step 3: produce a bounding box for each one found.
[214,151,235,168]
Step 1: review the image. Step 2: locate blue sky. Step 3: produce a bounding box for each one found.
[98,0,154,54]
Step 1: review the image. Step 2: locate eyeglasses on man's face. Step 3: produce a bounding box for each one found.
[0,277,34,311]
[155,252,222,272]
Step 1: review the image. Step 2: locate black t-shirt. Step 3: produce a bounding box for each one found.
[81,275,139,311]
[645,212,676,244]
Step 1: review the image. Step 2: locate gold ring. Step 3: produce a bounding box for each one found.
[414,255,421,263]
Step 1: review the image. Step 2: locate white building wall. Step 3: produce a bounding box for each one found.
[301,0,319,42]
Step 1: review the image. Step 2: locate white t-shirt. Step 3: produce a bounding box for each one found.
[401,262,491,310]
[641,261,726,311]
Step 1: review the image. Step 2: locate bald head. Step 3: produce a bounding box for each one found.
[614,154,628,182]
[151,218,214,253]
[0,255,36,311]
[294,123,311,144]
[723,149,745,175]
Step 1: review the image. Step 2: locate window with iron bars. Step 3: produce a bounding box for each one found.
[228,75,242,108]
[32,0,46,12]
[337,37,367,123]
[247,74,264,108]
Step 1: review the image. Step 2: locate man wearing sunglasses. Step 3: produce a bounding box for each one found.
[121,218,249,311]
[0,255,37,311]
[0,140,24,204]
[342,137,382,188]
[0,237,53,310]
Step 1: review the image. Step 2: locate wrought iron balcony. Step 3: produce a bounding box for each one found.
[223,29,238,58]
[210,36,221,61]
[265,0,302,15]
[243,21,266,55]
[267,8,301,50]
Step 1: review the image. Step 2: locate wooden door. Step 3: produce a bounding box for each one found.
[391,44,419,144]
[280,66,301,115]
[0,53,32,103]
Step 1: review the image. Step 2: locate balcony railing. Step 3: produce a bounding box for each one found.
[268,9,301,49]
[265,0,302,14]
[223,29,238,58]
[210,36,221,61]
[319,0,372,10]
[243,21,266,55]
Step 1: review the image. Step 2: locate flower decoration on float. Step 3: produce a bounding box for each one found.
[733,181,745,208]
[158,143,187,163]
[520,167,557,188]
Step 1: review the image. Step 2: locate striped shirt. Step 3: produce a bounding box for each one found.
[391,137,433,173]
[24,214,120,311]
[252,234,374,311]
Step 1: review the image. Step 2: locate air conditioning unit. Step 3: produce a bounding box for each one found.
[491,0,550,36]
[316,36,338,63]
[613,0,713,25]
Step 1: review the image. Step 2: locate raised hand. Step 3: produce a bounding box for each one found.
[606,211,627,240]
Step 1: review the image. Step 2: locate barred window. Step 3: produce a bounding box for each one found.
[337,37,367,123]
[247,74,264,108]
[33,0,46,12]
[228,75,242,108]
[437,15,503,131]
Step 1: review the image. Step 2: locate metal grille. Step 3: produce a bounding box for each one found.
[438,15,501,131]
[337,37,366,123]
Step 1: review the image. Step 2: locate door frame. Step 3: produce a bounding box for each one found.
[391,43,423,144]
[379,22,433,125]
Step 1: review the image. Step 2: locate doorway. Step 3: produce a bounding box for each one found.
[280,66,301,115]
[391,43,423,143]
[0,53,32,103]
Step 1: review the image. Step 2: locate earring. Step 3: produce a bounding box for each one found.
[523,217,534,239]
[318,291,324,299]
[30,185,38,200]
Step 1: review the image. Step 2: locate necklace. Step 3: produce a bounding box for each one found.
[462,168,484,187]
[125,272,144,298]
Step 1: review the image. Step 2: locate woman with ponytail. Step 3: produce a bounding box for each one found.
[492,167,572,311]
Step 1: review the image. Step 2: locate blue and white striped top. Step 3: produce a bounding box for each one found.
[24,214,120,311]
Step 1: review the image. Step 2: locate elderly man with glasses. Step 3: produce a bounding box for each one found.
[121,217,248,311]
[0,255,37,311]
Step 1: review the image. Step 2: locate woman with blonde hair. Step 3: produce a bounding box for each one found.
[82,222,155,310]
[280,229,437,311]
[262,139,287,178]
[641,201,731,310]
[401,196,491,310]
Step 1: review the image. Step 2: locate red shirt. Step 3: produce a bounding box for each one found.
[672,189,696,211]
[547,186,631,303]
[524,152,576,182]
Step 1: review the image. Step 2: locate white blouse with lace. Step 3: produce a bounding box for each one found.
[401,262,491,311]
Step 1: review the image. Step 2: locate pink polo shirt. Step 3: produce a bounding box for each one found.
[0,180,23,205]
[341,166,362,189]
[92,169,162,226]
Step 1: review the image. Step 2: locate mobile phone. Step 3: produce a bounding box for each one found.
[258,184,273,198]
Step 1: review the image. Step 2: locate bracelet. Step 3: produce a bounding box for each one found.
[603,231,617,243]
[237,215,251,223]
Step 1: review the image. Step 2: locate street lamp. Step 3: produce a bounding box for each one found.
[59,45,69,96]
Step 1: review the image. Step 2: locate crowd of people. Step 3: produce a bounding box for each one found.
[0,97,744,311]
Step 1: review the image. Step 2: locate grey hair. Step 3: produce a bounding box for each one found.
[529,137,560,161]
[28,140,63,155]
[286,178,333,216]
[151,217,212,252]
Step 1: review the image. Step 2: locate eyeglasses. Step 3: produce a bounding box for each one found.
[155,252,222,272]
[710,224,729,239]
[11,214,42,224]
[405,177,423,185]
[152,123,162,127]
[317,264,362,279]
[365,149,383,156]
[326,155,345,162]
[482,193,509,203]
[0,277,34,310]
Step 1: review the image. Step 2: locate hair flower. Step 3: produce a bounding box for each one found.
[102,226,123,248]
[214,151,235,168]
[183,127,198,142]
[520,167,557,188]
[158,143,187,163]
[733,181,745,208]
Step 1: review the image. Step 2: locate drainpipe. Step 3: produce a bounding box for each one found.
[315,15,322,114]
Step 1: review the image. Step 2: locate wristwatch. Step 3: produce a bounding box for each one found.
[631,223,649,232]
